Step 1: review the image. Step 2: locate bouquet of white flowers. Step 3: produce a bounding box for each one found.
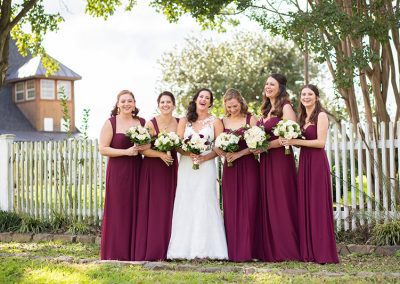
[154,132,181,165]
[126,125,152,145]
[272,119,303,155]
[215,132,240,167]
[181,133,211,170]
[243,126,270,157]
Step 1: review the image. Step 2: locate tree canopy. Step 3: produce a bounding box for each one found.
[157,32,320,116]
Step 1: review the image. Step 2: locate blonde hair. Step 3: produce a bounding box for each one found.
[223,88,249,117]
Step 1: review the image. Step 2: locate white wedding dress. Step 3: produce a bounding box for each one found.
[167,116,228,259]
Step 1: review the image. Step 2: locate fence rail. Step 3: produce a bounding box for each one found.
[1,121,400,229]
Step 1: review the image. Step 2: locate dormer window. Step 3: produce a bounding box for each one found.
[26,80,35,100]
[15,82,24,102]
[40,79,55,100]
[57,80,72,100]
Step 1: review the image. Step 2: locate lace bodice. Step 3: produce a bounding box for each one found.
[184,116,216,142]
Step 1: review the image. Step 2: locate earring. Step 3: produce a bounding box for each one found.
[117,107,120,114]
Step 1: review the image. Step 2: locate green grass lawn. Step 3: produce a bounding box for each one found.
[1,242,399,283]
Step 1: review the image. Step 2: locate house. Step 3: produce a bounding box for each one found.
[0,41,81,141]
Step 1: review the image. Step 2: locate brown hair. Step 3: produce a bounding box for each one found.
[111,90,139,117]
[223,88,249,117]
[298,84,326,128]
[260,73,290,119]
[157,91,176,106]
[187,88,214,123]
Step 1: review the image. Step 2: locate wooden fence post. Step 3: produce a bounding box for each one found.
[0,134,15,211]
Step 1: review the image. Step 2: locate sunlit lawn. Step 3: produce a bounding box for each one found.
[1,242,399,283]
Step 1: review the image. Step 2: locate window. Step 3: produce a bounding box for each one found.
[15,82,24,102]
[60,118,70,132]
[26,80,35,100]
[57,80,72,100]
[44,117,54,131]
[40,79,55,99]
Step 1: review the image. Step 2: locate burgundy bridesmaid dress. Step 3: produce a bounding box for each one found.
[134,118,178,261]
[257,115,300,262]
[298,123,339,263]
[222,114,260,262]
[100,116,145,261]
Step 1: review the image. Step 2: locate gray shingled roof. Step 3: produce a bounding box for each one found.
[6,56,81,82]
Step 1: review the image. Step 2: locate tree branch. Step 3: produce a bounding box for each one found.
[8,0,38,30]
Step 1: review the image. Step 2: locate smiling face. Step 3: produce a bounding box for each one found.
[300,87,317,109]
[158,94,175,115]
[117,93,136,114]
[196,90,212,110]
[225,98,241,117]
[264,76,280,99]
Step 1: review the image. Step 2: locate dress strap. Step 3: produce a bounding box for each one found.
[151,117,160,135]
[109,116,116,135]
[139,117,146,127]
[246,114,251,125]
[221,118,225,129]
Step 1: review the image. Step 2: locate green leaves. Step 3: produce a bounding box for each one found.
[158,32,319,115]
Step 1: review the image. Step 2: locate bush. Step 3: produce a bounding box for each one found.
[0,210,22,232]
[335,223,373,244]
[18,214,51,234]
[371,220,400,246]
[68,221,91,235]
[50,211,71,232]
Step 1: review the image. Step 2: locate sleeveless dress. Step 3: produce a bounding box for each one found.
[100,116,145,261]
[134,117,178,261]
[256,115,300,262]
[167,116,228,259]
[222,114,260,262]
[298,123,339,263]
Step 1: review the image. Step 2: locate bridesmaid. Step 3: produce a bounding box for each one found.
[254,73,301,262]
[99,90,146,260]
[281,84,339,264]
[215,88,259,262]
[134,91,179,261]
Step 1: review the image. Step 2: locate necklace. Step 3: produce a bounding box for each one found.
[157,116,174,132]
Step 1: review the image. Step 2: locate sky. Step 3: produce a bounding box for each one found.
[42,0,260,138]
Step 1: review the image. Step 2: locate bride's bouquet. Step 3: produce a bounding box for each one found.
[215,132,240,167]
[243,126,270,157]
[272,119,303,155]
[126,125,152,145]
[154,132,181,165]
[181,133,211,170]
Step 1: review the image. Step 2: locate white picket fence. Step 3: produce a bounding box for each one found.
[326,122,400,230]
[0,121,399,229]
[8,138,106,223]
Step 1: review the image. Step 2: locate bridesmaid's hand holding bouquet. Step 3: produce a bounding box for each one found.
[154,131,181,166]
[272,119,303,155]
[244,125,270,157]
[215,132,240,167]
[126,125,152,155]
[181,133,211,170]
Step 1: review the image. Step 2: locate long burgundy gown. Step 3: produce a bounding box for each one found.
[100,116,145,261]
[298,123,339,263]
[222,114,260,262]
[257,115,300,262]
[134,118,178,261]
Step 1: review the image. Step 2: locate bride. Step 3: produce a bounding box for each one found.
[167,88,228,260]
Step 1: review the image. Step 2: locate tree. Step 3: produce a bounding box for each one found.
[137,1,400,132]
[157,32,320,116]
[0,0,141,89]
[0,0,63,88]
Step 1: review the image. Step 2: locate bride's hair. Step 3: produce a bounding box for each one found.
[186,88,214,123]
